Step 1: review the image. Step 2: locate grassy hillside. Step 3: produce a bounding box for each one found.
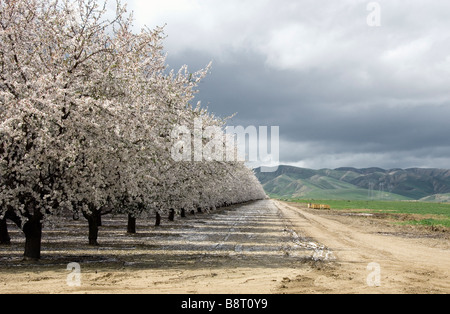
[255,165,450,201]
[419,193,450,203]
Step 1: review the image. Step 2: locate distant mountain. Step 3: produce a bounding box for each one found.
[254,165,450,201]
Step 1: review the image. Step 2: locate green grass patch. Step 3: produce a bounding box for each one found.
[401,219,450,228]
[287,199,450,228]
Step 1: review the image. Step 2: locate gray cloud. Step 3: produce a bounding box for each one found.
[130,0,450,169]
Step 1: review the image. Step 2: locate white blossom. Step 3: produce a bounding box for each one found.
[0,0,266,228]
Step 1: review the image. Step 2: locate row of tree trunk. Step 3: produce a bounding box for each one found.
[0,206,212,260]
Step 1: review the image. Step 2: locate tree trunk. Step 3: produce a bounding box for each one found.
[97,211,102,227]
[23,206,43,260]
[180,208,186,218]
[168,209,175,222]
[83,208,100,246]
[155,212,161,227]
[0,217,11,245]
[127,214,136,234]
[87,214,99,246]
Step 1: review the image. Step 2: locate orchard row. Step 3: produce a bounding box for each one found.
[0,0,266,259]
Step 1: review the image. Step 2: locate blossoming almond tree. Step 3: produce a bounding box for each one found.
[0,0,170,255]
[0,0,266,259]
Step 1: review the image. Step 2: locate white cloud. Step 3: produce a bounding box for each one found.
[381,38,431,64]
[130,0,200,23]
[129,0,271,59]
[129,1,450,81]
[259,23,351,71]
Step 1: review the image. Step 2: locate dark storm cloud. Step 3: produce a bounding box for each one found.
[131,0,450,169]
[168,49,450,167]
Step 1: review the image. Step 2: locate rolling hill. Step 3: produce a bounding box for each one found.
[254,166,450,201]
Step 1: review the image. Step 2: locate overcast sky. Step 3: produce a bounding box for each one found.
[127,0,450,170]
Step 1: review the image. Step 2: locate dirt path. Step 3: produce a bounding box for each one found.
[0,200,449,294]
[274,201,450,294]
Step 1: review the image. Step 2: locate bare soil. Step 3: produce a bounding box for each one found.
[0,200,449,294]
[275,201,450,294]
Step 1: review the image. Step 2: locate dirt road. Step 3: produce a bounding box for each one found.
[274,201,450,294]
[0,200,449,294]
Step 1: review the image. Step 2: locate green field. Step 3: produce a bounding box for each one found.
[289,199,450,228]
